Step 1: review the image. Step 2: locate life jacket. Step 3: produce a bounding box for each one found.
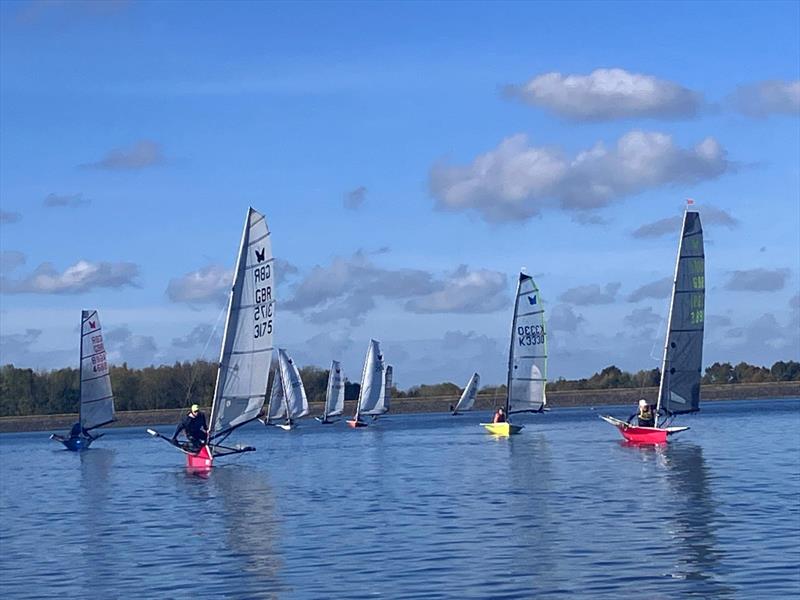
[638,407,654,426]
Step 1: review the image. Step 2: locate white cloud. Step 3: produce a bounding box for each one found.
[732,80,800,117]
[559,282,620,306]
[548,304,585,334]
[80,140,165,170]
[430,131,731,222]
[504,68,703,121]
[0,211,21,224]
[1,259,139,294]
[43,193,89,208]
[405,266,508,314]
[632,205,739,238]
[624,306,662,328]
[724,268,790,292]
[628,277,672,302]
[166,265,231,305]
[344,186,367,210]
[104,326,160,367]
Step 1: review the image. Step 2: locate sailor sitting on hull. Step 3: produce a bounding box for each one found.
[628,399,655,427]
[173,404,208,450]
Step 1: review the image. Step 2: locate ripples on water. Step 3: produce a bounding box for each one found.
[1,399,798,599]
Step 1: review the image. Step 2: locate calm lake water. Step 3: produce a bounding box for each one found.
[1,399,799,599]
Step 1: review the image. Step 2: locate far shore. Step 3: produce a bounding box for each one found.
[1,381,797,434]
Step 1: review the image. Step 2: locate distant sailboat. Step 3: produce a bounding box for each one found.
[264,349,309,430]
[148,207,274,468]
[316,360,345,424]
[601,206,703,443]
[482,272,547,436]
[50,310,115,451]
[347,339,387,428]
[452,372,480,415]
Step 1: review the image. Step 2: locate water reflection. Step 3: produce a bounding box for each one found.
[632,443,735,598]
[79,448,117,598]
[211,466,284,598]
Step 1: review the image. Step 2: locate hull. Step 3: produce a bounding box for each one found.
[51,434,93,451]
[186,445,213,470]
[346,419,368,429]
[481,422,523,436]
[599,415,689,444]
[315,417,339,424]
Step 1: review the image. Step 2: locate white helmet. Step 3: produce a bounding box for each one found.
[638,399,648,408]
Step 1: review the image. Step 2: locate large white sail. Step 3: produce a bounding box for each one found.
[278,349,309,419]
[324,360,345,418]
[357,339,387,416]
[454,372,480,413]
[506,273,547,414]
[209,208,275,438]
[657,210,704,420]
[79,310,115,430]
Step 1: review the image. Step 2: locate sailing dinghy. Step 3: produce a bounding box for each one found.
[347,339,388,428]
[147,207,274,468]
[316,360,345,423]
[452,372,480,415]
[50,310,115,451]
[481,272,547,436]
[263,349,309,430]
[600,207,704,444]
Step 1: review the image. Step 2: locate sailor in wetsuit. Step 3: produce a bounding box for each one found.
[628,399,656,427]
[172,404,208,450]
[69,421,94,441]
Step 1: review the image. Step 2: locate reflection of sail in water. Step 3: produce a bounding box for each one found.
[211,467,284,598]
[78,449,117,597]
[658,444,734,598]
[506,436,564,594]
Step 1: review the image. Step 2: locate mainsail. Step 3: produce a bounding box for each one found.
[209,208,275,440]
[80,310,115,430]
[278,349,309,419]
[657,210,704,421]
[383,365,393,413]
[506,273,547,414]
[453,372,480,414]
[266,364,285,422]
[323,360,345,419]
[356,339,387,417]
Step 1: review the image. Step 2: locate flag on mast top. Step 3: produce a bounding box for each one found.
[686,198,695,205]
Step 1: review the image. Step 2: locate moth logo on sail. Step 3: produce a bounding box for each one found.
[255,248,266,262]
[89,320,97,329]
[517,324,545,346]
[527,295,537,305]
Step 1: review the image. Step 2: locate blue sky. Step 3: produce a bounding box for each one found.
[1,0,798,387]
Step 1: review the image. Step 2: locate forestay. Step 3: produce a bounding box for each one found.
[278,349,309,419]
[324,360,345,418]
[454,372,480,413]
[358,339,387,416]
[507,273,547,414]
[209,208,275,438]
[80,310,115,430]
[658,211,704,416]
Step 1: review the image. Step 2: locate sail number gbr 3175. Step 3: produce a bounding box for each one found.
[253,263,273,339]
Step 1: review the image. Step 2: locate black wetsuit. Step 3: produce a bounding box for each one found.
[69,422,92,439]
[174,412,208,446]
[628,408,655,427]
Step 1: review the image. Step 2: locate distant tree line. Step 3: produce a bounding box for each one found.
[0,359,798,417]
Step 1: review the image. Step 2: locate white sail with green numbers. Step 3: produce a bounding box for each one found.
[506,273,547,414]
[209,208,275,439]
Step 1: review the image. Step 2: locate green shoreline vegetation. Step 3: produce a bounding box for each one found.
[2,359,798,420]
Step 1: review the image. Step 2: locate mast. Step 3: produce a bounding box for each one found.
[505,274,524,415]
[208,208,252,445]
[655,207,688,428]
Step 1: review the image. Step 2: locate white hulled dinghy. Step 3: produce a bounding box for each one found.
[481,272,547,436]
[347,339,388,428]
[316,360,345,423]
[50,310,115,451]
[452,372,480,415]
[148,207,274,468]
[601,207,704,444]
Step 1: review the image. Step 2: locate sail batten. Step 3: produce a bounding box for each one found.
[656,210,704,422]
[79,310,115,430]
[505,273,547,414]
[209,208,274,438]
